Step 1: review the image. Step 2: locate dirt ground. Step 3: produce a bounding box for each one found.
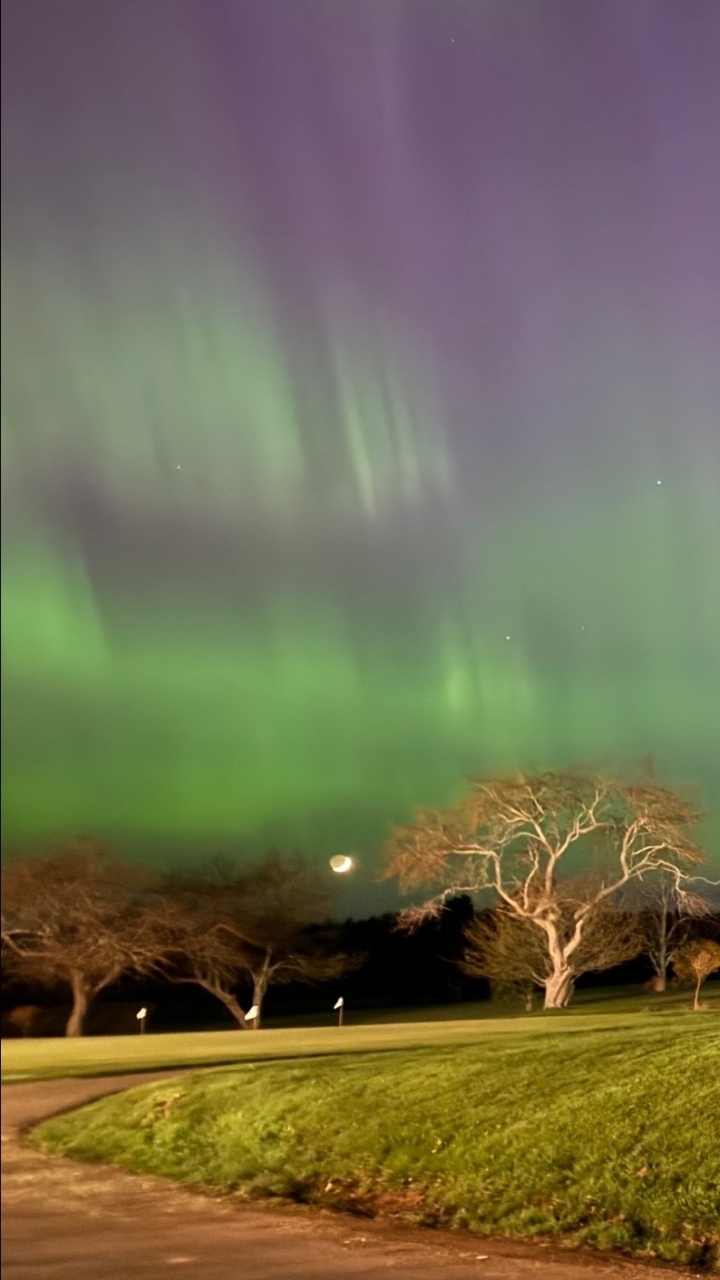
[1,1074,704,1280]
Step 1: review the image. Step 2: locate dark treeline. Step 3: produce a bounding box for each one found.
[3,892,718,1037]
[1,894,483,1035]
[3,780,720,1037]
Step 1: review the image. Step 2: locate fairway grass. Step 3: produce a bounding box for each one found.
[31,1022,720,1270]
[4,985,718,1082]
[1,1014,639,1081]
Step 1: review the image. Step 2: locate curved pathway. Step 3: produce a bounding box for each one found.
[1,1075,700,1280]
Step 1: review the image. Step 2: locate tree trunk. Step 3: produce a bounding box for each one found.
[221,992,250,1028]
[651,924,669,991]
[251,953,272,1030]
[543,969,575,1009]
[693,978,702,1012]
[207,988,249,1028]
[656,914,669,991]
[251,981,264,1030]
[66,976,91,1037]
[644,974,666,994]
[192,980,249,1027]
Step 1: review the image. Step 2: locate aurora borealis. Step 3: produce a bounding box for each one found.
[2,1,719,901]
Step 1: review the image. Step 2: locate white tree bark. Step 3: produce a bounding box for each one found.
[543,971,575,1009]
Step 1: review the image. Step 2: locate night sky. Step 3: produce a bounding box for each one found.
[2,1,719,908]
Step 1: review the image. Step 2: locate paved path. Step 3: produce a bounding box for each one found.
[1,1075,700,1280]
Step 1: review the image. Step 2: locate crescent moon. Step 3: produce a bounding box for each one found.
[329,855,353,874]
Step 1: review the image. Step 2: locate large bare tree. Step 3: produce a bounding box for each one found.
[384,768,709,1008]
[1,840,159,1035]
[150,853,359,1028]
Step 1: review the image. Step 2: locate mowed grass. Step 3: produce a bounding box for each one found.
[1,1014,647,1081]
[32,1021,720,1269]
[4,984,717,1082]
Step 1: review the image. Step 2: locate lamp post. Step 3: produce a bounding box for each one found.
[136,1007,147,1035]
[333,996,344,1027]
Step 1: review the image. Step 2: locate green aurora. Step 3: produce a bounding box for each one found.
[2,2,719,904]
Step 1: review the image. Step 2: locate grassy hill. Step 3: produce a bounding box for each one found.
[29,1011,720,1270]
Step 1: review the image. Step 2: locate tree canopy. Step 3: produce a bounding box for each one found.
[1,839,158,1035]
[384,767,709,1007]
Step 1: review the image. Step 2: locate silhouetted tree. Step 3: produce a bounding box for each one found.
[1,840,158,1036]
[148,853,360,1028]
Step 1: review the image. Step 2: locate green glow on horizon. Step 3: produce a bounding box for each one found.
[2,521,718,868]
[2,223,719,882]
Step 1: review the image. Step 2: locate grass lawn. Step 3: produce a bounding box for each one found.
[3,984,717,1082]
[28,1013,720,1270]
[0,1013,660,1081]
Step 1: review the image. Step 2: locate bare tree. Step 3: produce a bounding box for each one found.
[233,852,342,1028]
[460,908,544,1010]
[150,853,360,1029]
[670,939,720,1011]
[1,840,159,1036]
[143,880,257,1028]
[625,756,714,991]
[241,930,358,1029]
[384,768,710,1008]
[461,883,644,1008]
[628,871,713,992]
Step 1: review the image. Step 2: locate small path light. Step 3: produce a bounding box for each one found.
[136,1007,147,1035]
[245,1006,259,1025]
[334,996,344,1027]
